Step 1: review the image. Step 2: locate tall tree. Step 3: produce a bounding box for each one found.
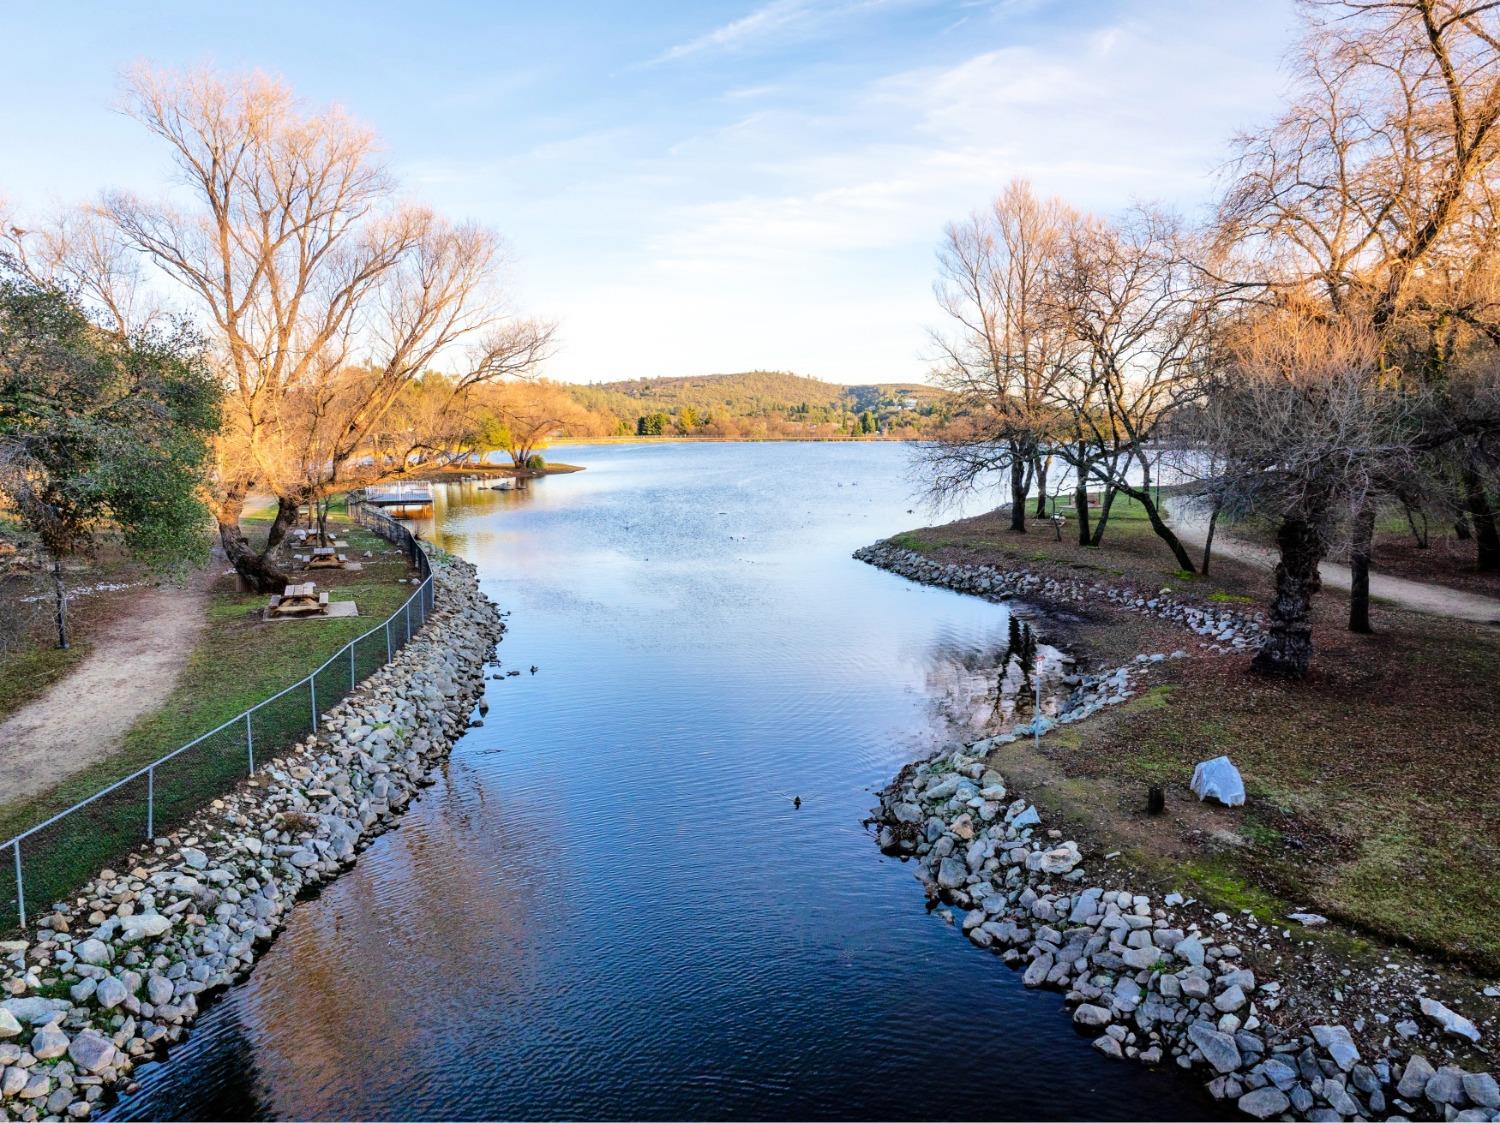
[923,180,1076,527]
[0,273,220,647]
[1215,0,1500,653]
[100,65,551,591]
[1052,207,1210,571]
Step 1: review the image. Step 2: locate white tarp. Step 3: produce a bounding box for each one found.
[1190,755,1246,807]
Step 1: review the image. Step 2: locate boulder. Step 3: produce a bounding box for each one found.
[1173,935,1205,966]
[73,938,110,965]
[30,1027,68,1060]
[1420,996,1481,1043]
[95,976,128,1010]
[1237,1087,1290,1120]
[1073,1003,1111,1028]
[1190,756,1245,807]
[1461,1072,1499,1110]
[1398,1055,1436,1099]
[1311,1024,1360,1072]
[67,1030,116,1075]
[1188,1021,1242,1074]
[936,858,967,890]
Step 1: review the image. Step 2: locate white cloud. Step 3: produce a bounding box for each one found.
[651,0,927,64]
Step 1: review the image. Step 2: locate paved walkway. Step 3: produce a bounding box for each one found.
[1171,508,1500,626]
[0,577,211,810]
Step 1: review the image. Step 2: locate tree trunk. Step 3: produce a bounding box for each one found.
[1251,516,1324,678]
[1455,515,1472,541]
[1201,500,1221,576]
[1401,501,1429,549]
[213,488,292,594]
[1463,464,1500,571]
[1348,502,1375,634]
[218,522,291,593]
[1034,455,1049,518]
[51,555,69,650]
[1009,456,1027,533]
[1091,486,1118,546]
[1074,481,1092,546]
[1119,482,1196,573]
[266,495,301,554]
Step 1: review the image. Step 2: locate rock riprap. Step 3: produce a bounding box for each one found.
[876,748,1498,1122]
[853,540,1264,652]
[0,553,502,1121]
[861,538,1497,1121]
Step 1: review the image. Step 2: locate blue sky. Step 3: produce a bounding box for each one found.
[1,1,1297,383]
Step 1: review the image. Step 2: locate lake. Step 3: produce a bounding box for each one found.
[107,441,1222,1121]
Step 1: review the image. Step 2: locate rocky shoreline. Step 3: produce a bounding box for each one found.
[858,538,1499,1123]
[0,553,502,1121]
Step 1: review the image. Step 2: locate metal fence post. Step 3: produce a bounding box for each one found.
[13,841,24,930]
[310,676,319,733]
[246,711,255,774]
[146,766,155,839]
[350,643,357,691]
[386,619,392,663]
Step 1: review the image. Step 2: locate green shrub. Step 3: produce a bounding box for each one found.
[525,453,546,470]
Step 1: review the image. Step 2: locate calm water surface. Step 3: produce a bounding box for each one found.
[109,442,1222,1121]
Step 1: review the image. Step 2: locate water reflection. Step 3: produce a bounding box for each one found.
[110,443,1225,1122]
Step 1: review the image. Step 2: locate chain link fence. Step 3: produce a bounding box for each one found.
[0,495,434,932]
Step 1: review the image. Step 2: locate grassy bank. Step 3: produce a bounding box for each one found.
[0,507,421,928]
[890,505,1500,973]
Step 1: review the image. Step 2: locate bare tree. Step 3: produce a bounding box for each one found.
[1215,0,1500,602]
[923,180,1076,527]
[1200,309,1421,676]
[1052,207,1210,571]
[100,65,552,590]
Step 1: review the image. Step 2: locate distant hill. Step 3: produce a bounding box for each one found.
[562,370,948,439]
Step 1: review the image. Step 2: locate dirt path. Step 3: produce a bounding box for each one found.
[0,576,212,809]
[1172,507,1500,625]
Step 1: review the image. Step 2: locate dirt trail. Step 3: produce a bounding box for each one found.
[1171,507,1500,625]
[0,576,212,810]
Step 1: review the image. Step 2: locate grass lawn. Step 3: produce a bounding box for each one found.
[0,507,423,929]
[0,543,147,725]
[892,506,1500,973]
[0,642,89,725]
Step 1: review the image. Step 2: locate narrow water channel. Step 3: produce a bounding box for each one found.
[108,442,1223,1121]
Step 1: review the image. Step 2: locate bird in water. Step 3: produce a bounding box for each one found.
[529,665,538,674]
[793,796,802,809]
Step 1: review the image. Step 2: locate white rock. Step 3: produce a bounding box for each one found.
[147,976,174,1006]
[1420,997,1481,1043]
[95,976,128,1010]
[73,937,110,965]
[67,1030,117,1075]
[1190,756,1245,807]
[117,913,172,942]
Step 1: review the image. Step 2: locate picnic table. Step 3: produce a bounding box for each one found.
[307,546,349,569]
[291,529,348,548]
[268,582,330,617]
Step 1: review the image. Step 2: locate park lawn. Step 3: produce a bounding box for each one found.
[892,507,1500,973]
[0,642,89,726]
[0,509,421,925]
[0,545,152,725]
